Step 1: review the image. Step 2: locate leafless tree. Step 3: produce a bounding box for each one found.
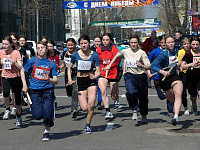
[18,0,61,36]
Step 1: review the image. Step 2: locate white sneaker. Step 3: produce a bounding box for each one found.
[11,107,17,116]
[132,110,138,120]
[105,111,114,120]
[16,116,22,127]
[3,110,10,120]
[184,109,190,116]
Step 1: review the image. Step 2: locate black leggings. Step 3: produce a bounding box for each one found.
[2,77,22,106]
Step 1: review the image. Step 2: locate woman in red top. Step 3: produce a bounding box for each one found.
[47,40,60,68]
[96,33,120,119]
[47,40,60,108]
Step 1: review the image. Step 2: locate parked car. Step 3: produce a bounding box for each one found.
[55,42,64,53]
[26,40,37,53]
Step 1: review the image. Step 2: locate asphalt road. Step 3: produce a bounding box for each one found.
[0,74,200,150]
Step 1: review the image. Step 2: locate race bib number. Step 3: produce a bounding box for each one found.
[77,60,91,70]
[65,58,71,68]
[193,56,200,68]
[169,56,178,65]
[34,68,50,80]
[103,59,110,65]
[3,58,11,70]
[126,59,137,68]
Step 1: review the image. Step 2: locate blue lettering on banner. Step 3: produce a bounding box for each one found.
[63,0,159,9]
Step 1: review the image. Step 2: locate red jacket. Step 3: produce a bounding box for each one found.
[49,53,59,67]
[96,44,120,79]
[142,37,159,54]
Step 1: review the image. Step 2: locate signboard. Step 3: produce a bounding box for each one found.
[91,18,158,26]
[63,0,159,9]
[187,9,194,15]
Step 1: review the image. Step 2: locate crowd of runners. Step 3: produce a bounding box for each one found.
[0,31,200,141]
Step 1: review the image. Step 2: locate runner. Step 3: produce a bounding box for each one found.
[148,35,174,118]
[178,37,190,115]
[9,32,19,116]
[21,41,58,141]
[1,36,23,127]
[104,34,150,123]
[151,35,183,126]
[181,37,200,115]
[59,38,78,118]
[90,36,102,110]
[96,33,120,120]
[67,35,100,134]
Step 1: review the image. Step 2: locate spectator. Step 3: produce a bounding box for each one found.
[142,30,159,55]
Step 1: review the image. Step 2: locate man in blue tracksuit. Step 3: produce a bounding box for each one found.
[149,35,174,117]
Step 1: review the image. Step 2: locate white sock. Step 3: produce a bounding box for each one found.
[173,114,178,120]
[44,129,50,134]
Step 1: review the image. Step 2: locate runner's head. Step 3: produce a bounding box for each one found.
[102,33,113,48]
[66,38,76,52]
[47,40,55,52]
[182,37,190,51]
[37,41,48,58]
[19,35,27,47]
[9,32,18,45]
[41,36,48,44]
[190,36,200,51]
[129,34,140,51]
[165,35,175,51]
[2,35,15,50]
[158,35,166,50]
[93,36,101,48]
[78,35,90,51]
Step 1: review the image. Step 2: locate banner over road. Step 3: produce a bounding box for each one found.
[91,18,158,26]
[63,0,158,9]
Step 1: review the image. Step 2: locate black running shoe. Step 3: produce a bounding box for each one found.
[171,118,178,126]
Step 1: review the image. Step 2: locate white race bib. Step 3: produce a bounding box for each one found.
[169,56,178,66]
[125,59,137,68]
[34,68,50,79]
[77,60,91,70]
[103,59,110,65]
[193,56,200,68]
[3,58,11,70]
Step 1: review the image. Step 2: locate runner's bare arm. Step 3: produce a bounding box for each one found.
[20,68,28,93]
[103,52,122,71]
[67,63,73,85]
[48,76,58,85]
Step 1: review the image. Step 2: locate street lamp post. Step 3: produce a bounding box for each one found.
[36,5,39,42]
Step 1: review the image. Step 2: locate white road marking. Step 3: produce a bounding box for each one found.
[105,123,114,131]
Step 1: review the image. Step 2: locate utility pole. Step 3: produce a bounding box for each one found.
[36,0,39,42]
[189,0,192,35]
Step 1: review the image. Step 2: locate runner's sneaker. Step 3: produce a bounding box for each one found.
[3,110,10,120]
[184,109,190,116]
[42,133,50,142]
[16,116,22,127]
[171,118,178,126]
[132,110,138,120]
[71,110,78,118]
[96,102,102,110]
[85,126,92,134]
[141,116,148,124]
[105,111,114,120]
[114,100,120,109]
[191,105,198,115]
[11,107,17,116]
